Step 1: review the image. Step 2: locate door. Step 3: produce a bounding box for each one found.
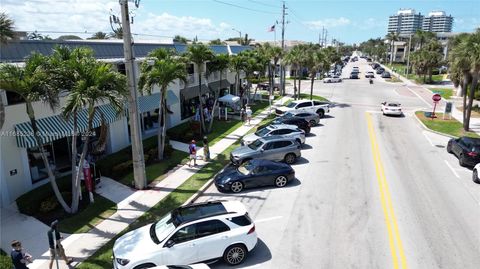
[296,102,312,112]
[254,165,275,186]
[259,142,276,160]
[194,220,231,261]
[161,224,199,264]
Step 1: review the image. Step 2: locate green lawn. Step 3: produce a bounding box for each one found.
[415,111,480,138]
[385,76,403,83]
[120,150,189,186]
[0,249,13,269]
[387,63,443,84]
[299,93,329,101]
[78,140,242,269]
[430,88,454,100]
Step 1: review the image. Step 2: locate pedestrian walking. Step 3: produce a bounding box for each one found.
[10,240,32,269]
[245,106,252,125]
[240,107,245,122]
[189,140,197,167]
[48,222,73,269]
[203,136,210,161]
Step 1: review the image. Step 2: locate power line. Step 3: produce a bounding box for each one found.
[212,0,279,15]
[247,0,279,8]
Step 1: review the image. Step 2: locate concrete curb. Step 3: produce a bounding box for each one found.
[413,109,457,139]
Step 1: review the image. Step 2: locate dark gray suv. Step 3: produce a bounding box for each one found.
[230,136,302,165]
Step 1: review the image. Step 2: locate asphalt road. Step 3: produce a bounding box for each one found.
[195,57,480,269]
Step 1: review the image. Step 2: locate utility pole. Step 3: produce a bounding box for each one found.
[406,34,412,76]
[280,1,287,96]
[119,0,147,189]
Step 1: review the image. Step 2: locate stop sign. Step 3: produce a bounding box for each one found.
[432,94,442,102]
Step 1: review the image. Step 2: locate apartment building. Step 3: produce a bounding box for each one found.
[388,9,424,35]
[422,11,454,33]
[0,40,250,207]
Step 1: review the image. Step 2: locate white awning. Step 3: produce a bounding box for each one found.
[218,94,240,104]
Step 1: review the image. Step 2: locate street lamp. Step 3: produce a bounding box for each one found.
[232,28,242,43]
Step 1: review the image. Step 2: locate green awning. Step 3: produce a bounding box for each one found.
[14,103,121,148]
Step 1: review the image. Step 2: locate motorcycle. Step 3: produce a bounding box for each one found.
[369,79,373,84]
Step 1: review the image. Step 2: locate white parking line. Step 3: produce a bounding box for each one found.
[255,216,283,223]
[444,160,460,178]
[406,86,432,108]
[422,132,435,147]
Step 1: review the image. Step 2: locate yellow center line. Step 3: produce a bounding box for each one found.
[366,112,408,269]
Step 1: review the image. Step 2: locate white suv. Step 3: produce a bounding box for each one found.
[242,124,306,145]
[113,201,257,269]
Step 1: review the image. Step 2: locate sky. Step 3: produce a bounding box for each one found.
[2,0,479,45]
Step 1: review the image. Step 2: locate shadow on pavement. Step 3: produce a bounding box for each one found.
[331,102,351,108]
[301,144,313,150]
[210,238,272,269]
[293,157,309,165]
[321,115,335,119]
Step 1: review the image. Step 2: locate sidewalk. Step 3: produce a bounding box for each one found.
[1,96,291,269]
[383,64,480,136]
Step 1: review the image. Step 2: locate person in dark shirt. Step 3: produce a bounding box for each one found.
[48,223,73,269]
[10,240,32,269]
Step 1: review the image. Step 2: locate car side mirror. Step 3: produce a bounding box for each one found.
[164,240,175,248]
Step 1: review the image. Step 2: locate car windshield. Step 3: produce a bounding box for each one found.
[286,102,297,108]
[255,127,271,137]
[388,103,400,107]
[248,139,264,150]
[151,212,177,244]
[237,161,255,175]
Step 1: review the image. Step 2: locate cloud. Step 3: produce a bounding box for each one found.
[305,17,351,29]
[133,12,231,40]
[355,18,384,30]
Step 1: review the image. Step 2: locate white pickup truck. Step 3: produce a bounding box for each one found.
[275,99,331,118]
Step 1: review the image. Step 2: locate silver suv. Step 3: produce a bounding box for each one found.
[241,124,306,145]
[230,136,302,165]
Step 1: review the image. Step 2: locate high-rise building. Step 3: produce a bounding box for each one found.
[388,9,424,35]
[422,11,453,33]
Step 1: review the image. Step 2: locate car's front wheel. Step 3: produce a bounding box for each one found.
[230,181,244,193]
[284,153,297,164]
[133,263,156,269]
[223,244,247,265]
[473,169,480,183]
[309,120,316,126]
[274,175,288,187]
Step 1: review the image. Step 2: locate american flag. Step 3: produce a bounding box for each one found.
[268,25,275,32]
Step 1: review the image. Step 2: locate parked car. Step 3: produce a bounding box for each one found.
[381,102,402,116]
[323,76,342,83]
[230,136,302,165]
[365,71,375,78]
[471,163,480,183]
[267,116,311,133]
[241,124,305,145]
[113,201,257,268]
[447,137,480,167]
[381,72,391,78]
[215,159,295,193]
[282,111,320,126]
[151,265,210,269]
[376,68,385,74]
[350,72,359,79]
[275,99,330,118]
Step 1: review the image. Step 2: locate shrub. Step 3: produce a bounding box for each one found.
[111,160,133,177]
[0,250,13,269]
[39,196,59,213]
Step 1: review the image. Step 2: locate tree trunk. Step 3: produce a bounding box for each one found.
[465,73,479,131]
[70,111,78,211]
[27,102,71,213]
[71,108,95,213]
[208,72,222,133]
[198,73,206,134]
[0,90,5,130]
[293,70,297,100]
[427,68,433,84]
[310,76,315,100]
[462,73,469,129]
[157,88,167,160]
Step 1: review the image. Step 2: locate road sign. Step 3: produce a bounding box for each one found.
[432,94,442,102]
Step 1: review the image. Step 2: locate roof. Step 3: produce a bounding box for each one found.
[230,45,253,55]
[0,40,232,62]
[172,200,246,225]
[260,135,296,142]
[267,124,299,130]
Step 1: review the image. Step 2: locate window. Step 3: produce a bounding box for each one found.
[6,91,24,106]
[270,141,291,149]
[263,142,274,150]
[277,129,292,135]
[187,64,194,74]
[229,215,253,226]
[313,101,329,106]
[297,102,312,108]
[170,224,197,244]
[195,220,230,239]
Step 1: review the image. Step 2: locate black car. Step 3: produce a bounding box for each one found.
[214,159,295,193]
[269,117,311,133]
[447,137,480,166]
[350,72,359,79]
[376,68,385,74]
[381,72,391,78]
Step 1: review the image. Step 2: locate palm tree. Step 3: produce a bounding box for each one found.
[185,44,215,134]
[139,48,187,159]
[284,46,302,99]
[110,27,123,39]
[173,35,189,44]
[229,54,247,99]
[413,30,436,50]
[205,53,230,133]
[88,32,109,40]
[0,53,71,212]
[62,56,127,213]
[386,32,399,65]
[0,12,15,43]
